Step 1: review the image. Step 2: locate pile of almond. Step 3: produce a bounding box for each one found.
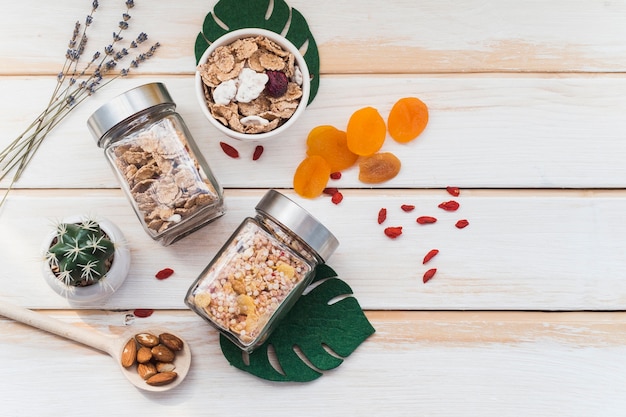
[121,331,184,386]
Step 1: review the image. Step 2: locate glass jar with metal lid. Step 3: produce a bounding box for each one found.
[185,189,339,352]
[87,82,225,245]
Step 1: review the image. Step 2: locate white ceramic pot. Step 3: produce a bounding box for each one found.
[42,215,131,305]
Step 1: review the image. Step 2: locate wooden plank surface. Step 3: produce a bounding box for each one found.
[1,0,625,415]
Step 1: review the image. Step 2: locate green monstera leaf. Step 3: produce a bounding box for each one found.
[220,264,375,382]
[195,0,320,104]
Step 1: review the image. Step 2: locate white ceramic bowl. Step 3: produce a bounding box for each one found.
[42,215,131,305]
[195,28,310,142]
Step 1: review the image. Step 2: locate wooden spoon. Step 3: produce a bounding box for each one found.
[0,300,191,392]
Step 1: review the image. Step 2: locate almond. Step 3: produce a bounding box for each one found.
[120,338,137,368]
[137,362,158,380]
[135,332,159,348]
[137,346,153,364]
[151,344,175,363]
[156,362,176,373]
[159,332,184,352]
[146,371,178,386]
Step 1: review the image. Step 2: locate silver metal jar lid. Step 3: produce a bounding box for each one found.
[255,189,339,262]
[87,82,174,145]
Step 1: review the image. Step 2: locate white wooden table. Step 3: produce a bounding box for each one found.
[2,1,626,415]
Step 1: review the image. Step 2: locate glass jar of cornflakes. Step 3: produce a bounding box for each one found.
[87,83,225,245]
[185,189,339,352]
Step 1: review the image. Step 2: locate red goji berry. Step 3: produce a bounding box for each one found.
[423,268,437,283]
[331,192,343,205]
[155,267,174,280]
[423,249,439,264]
[384,226,403,238]
[377,208,387,224]
[446,186,460,197]
[133,309,154,318]
[438,200,460,211]
[219,141,239,158]
[330,172,342,180]
[401,204,415,212]
[416,216,437,224]
[252,145,264,161]
[455,219,470,229]
[323,187,339,196]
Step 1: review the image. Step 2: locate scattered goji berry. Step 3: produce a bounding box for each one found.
[438,200,460,211]
[416,216,437,224]
[423,268,437,283]
[155,268,174,280]
[423,249,439,264]
[331,192,343,205]
[133,309,154,318]
[401,204,415,212]
[455,219,470,229]
[252,145,264,161]
[330,171,342,180]
[377,208,387,224]
[219,141,239,158]
[384,226,403,238]
[323,187,339,196]
[446,186,460,197]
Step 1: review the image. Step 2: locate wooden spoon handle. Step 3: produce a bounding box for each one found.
[0,300,114,354]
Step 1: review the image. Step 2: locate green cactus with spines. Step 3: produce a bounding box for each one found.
[45,219,115,287]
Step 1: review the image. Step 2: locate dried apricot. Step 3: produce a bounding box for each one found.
[293,155,331,198]
[346,107,387,156]
[306,125,358,172]
[387,97,429,143]
[358,152,401,184]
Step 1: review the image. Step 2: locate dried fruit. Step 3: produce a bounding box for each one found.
[388,97,429,143]
[220,141,239,158]
[146,371,178,386]
[346,107,387,156]
[121,338,137,368]
[400,204,415,212]
[416,216,437,224]
[358,152,401,184]
[330,171,342,180]
[265,70,289,97]
[438,200,460,211]
[455,219,470,229]
[252,145,264,161]
[306,125,358,172]
[133,309,154,318]
[423,249,439,264]
[384,226,403,238]
[331,192,343,204]
[323,187,339,196]
[377,208,387,224]
[293,155,331,198]
[159,333,184,352]
[423,268,437,283]
[446,186,460,197]
[155,268,174,280]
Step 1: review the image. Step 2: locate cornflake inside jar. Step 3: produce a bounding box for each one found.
[107,116,221,236]
[197,35,304,134]
[189,219,311,346]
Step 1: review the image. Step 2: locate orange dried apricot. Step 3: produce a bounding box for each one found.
[387,97,429,143]
[306,125,358,172]
[358,152,401,184]
[346,107,387,156]
[293,155,331,198]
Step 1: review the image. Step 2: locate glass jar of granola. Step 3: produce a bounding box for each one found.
[185,189,339,352]
[87,83,225,245]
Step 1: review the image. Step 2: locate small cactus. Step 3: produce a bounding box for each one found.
[45,219,115,287]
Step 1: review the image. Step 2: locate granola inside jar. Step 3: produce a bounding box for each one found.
[87,83,225,245]
[185,189,339,352]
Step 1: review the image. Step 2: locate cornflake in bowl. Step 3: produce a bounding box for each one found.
[195,28,310,141]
